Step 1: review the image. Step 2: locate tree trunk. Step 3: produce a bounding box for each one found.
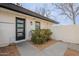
[72,12,76,24]
[73,19,76,24]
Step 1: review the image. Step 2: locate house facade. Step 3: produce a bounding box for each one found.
[0,3,58,46]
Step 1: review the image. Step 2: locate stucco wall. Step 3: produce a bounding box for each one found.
[52,25,79,44]
[0,7,53,45]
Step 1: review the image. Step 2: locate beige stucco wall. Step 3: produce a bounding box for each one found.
[0,7,53,45]
[52,25,79,44]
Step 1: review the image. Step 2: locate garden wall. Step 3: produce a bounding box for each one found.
[52,25,79,44]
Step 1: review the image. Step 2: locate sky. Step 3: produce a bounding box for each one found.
[22,3,79,25]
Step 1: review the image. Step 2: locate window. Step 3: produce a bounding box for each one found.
[35,21,40,30]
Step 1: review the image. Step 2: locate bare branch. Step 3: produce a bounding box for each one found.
[34,4,53,18]
[54,3,79,24]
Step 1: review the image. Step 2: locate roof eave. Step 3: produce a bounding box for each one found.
[0,3,59,24]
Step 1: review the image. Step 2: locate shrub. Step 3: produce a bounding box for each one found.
[31,29,52,44]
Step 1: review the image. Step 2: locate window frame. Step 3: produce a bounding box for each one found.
[35,21,40,30]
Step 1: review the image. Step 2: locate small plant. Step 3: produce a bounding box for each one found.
[31,29,52,44]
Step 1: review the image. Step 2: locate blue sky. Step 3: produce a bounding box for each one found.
[22,3,79,25]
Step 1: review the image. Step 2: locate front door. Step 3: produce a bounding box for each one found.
[16,17,25,41]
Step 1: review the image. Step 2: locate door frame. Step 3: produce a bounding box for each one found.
[16,17,25,41]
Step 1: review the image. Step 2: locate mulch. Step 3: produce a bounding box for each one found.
[0,43,20,56]
[30,39,57,51]
[64,48,79,56]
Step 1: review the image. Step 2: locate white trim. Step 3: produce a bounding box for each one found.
[14,39,27,43]
[0,22,14,24]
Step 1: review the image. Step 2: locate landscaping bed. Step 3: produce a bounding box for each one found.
[0,43,20,56]
[30,39,57,51]
[64,48,79,56]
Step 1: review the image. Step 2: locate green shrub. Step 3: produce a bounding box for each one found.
[31,29,52,44]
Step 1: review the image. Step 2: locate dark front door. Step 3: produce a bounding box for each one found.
[16,17,25,41]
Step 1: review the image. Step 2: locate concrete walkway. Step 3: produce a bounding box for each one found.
[16,41,68,56]
[16,41,40,56]
[42,42,68,56]
[66,42,79,51]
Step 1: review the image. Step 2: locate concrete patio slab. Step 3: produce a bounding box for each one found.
[16,41,40,56]
[16,41,68,56]
[42,42,68,56]
[66,43,79,51]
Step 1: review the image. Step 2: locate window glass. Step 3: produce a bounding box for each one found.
[17,20,24,23]
[35,22,40,30]
[17,32,23,37]
[17,29,23,32]
[17,24,24,28]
